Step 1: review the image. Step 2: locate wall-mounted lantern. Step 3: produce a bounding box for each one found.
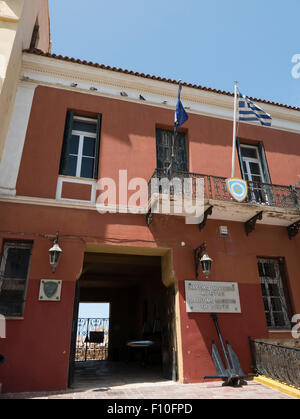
[49,232,62,273]
[194,242,213,279]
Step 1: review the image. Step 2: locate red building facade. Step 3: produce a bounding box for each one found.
[0,49,299,393]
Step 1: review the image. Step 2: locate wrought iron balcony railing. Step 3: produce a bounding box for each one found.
[249,339,300,388]
[148,168,300,211]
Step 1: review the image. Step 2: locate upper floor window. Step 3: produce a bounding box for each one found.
[59,112,102,179]
[0,242,32,317]
[237,140,273,204]
[240,144,266,184]
[156,128,188,172]
[258,258,292,330]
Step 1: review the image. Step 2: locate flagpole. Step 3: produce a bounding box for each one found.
[231,81,238,178]
[169,80,182,177]
[170,131,177,178]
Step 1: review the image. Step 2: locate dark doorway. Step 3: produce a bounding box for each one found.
[68,252,177,388]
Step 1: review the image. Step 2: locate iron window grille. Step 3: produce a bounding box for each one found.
[0,242,32,317]
[257,258,292,330]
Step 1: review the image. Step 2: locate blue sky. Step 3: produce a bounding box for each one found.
[79,303,110,319]
[49,0,300,107]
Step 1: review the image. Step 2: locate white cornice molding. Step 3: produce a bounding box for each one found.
[0,193,149,214]
[0,193,97,211]
[22,53,300,133]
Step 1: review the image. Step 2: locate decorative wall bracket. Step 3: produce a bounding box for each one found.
[287,220,300,240]
[199,206,213,232]
[245,211,263,236]
[194,242,207,279]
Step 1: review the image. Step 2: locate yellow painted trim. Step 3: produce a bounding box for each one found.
[0,15,19,23]
[254,375,300,399]
[84,243,174,287]
[161,250,175,287]
[174,280,184,383]
[84,243,169,257]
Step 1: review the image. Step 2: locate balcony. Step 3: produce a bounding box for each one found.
[147,169,300,237]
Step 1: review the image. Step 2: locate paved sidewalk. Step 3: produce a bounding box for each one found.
[0,362,295,399]
[1,380,294,399]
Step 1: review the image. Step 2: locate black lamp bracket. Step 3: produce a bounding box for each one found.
[194,242,207,279]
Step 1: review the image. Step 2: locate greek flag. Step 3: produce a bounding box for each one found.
[238,92,272,127]
[174,84,189,133]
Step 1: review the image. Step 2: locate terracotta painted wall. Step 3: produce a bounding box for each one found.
[0,207,85,393]
[16,86,300,200]
[0,200,299,391]
[2,84,300,392]
[157,214,300,382]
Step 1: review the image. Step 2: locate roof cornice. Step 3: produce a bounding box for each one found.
[21,50,300,133]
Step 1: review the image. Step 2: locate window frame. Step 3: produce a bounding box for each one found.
[0,242,32,318]
[237,140,274,205]
[59,113,101,180]
[240,144,265,183]
[69,133,97,179]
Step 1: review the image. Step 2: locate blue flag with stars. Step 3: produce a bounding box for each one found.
[174,84,189,132]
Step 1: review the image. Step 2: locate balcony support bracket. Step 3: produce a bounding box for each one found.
[287,220,300,240]
[146,208,153,227]
[245,211,263,236]
[199,206,213,232]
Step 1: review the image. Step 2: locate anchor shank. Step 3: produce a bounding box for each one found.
[211,313,232,372]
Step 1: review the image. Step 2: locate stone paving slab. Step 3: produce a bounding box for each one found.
[0,380,295,399]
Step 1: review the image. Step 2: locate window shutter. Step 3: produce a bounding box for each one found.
[59,110,75,175]
[93,114,102,179]
[278,258,294,321]
[258,142,274,204]
[258,142,271,184]
[236,138,246,179]
[155,128,164,170]
[175,132,188,172]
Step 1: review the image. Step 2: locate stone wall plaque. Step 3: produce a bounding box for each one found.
[185,281,241,313]
[39,280,62,301]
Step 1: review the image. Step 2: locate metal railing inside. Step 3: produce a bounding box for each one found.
[148,169,300,211]
[249,339,300,388]
[75,318,109,362]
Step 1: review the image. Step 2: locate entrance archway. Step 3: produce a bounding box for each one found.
[68,245,182,389]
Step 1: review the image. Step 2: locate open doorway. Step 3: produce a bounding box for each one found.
[68,251,177,389]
